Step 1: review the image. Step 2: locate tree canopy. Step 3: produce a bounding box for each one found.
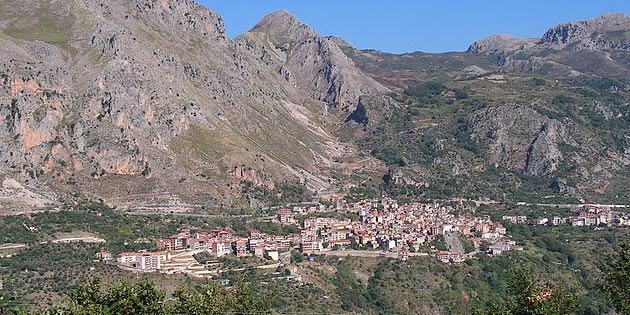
[600,241,630,315]
[30,279,276,315]
[475,268,578,315]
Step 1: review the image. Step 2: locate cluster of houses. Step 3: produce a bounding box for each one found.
[111,228,298,270]
[109,198,529,269]
[286,199,521,261]
[156,228,293,259]
[503,206,630,227]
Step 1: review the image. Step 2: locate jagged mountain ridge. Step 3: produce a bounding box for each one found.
[0,1,385,212]
[339,13,630,91]
[467,13,630,77]
[236,10,389,112]
[539,13,630,47]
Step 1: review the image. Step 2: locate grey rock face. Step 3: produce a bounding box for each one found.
[236,10,390,112]
[469,105,567,176]
[468,104,617,195]
[467,34,536,55]
[540,13,630,47]
[525,124,564,176]
[0,1,382,209]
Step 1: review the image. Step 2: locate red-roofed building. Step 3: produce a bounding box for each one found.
[277,208,295,224]
[233,239,248,257]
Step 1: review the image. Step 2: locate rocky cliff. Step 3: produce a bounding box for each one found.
[0,0,382,212]
[539,13,630,48]
[235,10,389,112]
[469,105,568,177]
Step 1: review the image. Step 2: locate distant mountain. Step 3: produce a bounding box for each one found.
[340,13,630,89]
[539,13,630,47]
[467,13,630,77]
[339,13,630,203]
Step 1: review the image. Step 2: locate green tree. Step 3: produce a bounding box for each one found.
[290,251,305,263]
[41,279,170,315]
[475,268,578,315]
[600,241,630,315]
[37,279,276,315]
[173,281,275,315]
[0,296,27,315]
[193,252,213,264]
[332,264,369,311]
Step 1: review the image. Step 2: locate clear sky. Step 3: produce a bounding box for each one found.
[200,1,629,54]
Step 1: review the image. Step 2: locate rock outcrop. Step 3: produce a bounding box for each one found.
[236,10,389,112]
[345,95,402,126]
[467,34,536,55]
[540,13,630,49]
[469,105,569,176]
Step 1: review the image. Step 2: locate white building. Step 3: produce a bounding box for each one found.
[265,249,279,261]
[117,251,170,270]
[212,241,233,257]
[136,254,161,270]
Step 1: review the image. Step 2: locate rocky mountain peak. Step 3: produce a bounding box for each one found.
[540,13,630,45]
[582,13,630,28]
[464,13,630,76]
[256,9,297,26]
[251,9,316,46]
[240,9,389,111]
[467,34,535,55]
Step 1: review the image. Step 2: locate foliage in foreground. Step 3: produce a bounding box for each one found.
[26,279,276,315]
[474,268,578,315]
[600,241,630,315]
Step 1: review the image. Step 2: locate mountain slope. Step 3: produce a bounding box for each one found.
[1,5,628,211]
[337,14,630,203]
[342,76,629,203]
[0,0,382,212]
[467,13,630,78]
[235,10,389,112]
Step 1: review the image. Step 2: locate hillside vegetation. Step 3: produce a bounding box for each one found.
[342,75,630,203]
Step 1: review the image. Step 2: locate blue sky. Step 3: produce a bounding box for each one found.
[201,1,629,54]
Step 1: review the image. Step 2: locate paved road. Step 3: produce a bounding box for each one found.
[0,243,27,250]
[318,250,428,258]
[444,198,629,209]
[521,202,629,208]
[125,211,255,218]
